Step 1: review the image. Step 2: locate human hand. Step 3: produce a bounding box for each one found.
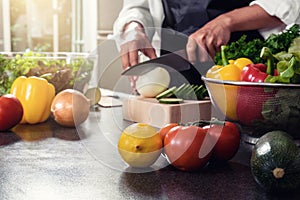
[186,19,231,63]
[119,22,157,93]
[120,22,157,70]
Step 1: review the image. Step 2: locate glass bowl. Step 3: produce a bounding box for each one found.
[0,51,96,95]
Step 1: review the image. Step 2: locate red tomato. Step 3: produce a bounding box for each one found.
[0,94,23,131]
[207,121,240,162]
[164,125,213,171]
[158,123,178,145]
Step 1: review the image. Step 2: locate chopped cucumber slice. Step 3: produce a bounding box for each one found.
[155,83,207,101]
[174,84,188,98]
[155,86,177,100]
[158,98,184,104]
[173,83,186,97]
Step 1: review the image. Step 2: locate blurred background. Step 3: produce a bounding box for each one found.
[0,0,122,52]
[0,0,128,90]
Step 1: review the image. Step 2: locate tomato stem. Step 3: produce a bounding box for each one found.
[273,168,285,179]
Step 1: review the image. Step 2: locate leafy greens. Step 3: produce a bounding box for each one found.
[0,51,94,96]
[214,24,300,65]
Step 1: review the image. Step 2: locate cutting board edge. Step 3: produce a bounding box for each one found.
[122,97,212,128]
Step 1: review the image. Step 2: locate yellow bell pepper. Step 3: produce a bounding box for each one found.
[231,58,253,71]
[10,76,55,124]
[217,63,241,81]
[206,59,243,81]
[206,65,222,79]
[205,46,253,120]
[206,62,242,81]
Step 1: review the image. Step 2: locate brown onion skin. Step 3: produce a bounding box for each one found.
[51,89,90,127]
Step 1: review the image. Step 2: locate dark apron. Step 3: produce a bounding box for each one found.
[162,0,263,37]
[160,0,263,85]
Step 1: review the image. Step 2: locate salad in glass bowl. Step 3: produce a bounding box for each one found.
[0,51,96,95]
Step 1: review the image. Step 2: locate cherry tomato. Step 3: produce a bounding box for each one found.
[158,123,178,145]
[207,121,240,162]
[164,125,213,171]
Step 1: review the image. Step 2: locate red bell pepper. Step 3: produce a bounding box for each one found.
[248,63,267,72]
[237,47,281,126]
[240,63,268,82]
[273,69,279,76]
[238,62,276,126]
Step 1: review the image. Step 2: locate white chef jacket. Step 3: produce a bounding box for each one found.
[113,0,300,40]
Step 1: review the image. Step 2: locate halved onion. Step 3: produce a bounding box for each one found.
[136,67,170,98]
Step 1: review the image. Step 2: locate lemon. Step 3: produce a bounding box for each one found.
[84,87,101,105]
[118,123,163,168]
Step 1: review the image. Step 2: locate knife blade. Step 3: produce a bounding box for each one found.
[121,49,190,75]
[121,49,213,85]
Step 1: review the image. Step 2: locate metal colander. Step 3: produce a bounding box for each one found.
[202,76,300,141]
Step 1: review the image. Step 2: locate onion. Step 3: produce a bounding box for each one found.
[136,67,170,98]
[51,89,90,127]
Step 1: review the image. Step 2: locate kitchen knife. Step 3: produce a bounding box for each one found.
[121,49,213,85]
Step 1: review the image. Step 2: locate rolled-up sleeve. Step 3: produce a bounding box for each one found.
[113,0,155,38]
[250,0,300,25]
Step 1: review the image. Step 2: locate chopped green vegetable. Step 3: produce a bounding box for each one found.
[156,83,208,101]
[265,24,300,53]
[260,37,300,84]
[280,57,296,79]
[158,98,184,104]
[214,24,300,65]
[156,86,177,100]
[214,35,265,65]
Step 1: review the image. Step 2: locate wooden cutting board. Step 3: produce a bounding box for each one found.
[123,97,211,128]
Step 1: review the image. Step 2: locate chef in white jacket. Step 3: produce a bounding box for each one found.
[113,0,300,71]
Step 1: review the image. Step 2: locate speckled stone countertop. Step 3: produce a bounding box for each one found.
[0,107,299,200]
